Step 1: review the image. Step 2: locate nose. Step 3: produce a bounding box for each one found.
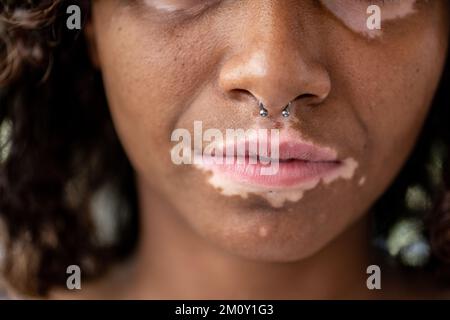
[218,2,331,117]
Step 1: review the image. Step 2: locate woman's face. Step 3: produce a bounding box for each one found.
[89,0,449,261]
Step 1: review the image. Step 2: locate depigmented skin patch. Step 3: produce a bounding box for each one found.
[188,115,360,208]
[259,226,269,238]
[320,0,419,38]
[196,155,358,208]
[359,176,366,186]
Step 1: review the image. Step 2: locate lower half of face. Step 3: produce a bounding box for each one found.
[91,0,449,261]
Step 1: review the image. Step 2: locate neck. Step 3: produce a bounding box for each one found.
[127,176,375,299]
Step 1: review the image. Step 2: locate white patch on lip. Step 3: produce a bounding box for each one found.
[195,156,359,208]
[192,120,359,208]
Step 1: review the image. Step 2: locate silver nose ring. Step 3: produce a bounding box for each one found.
[258,101,291,118]
[259,102,269,117]
[281,102,291,118]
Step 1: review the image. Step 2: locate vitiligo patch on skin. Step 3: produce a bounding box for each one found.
[259,226,269,238]
[192,119,360,208]
[143,0,187,12]
[197,156,359,208]
[359,176,366,186]
[320,0,418,38]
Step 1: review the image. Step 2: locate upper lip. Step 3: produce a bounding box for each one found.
[273,141,339,162]
[199,136,339,163]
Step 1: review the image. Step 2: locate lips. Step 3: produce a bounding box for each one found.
[197,136,344,189]
[269,141,338,162]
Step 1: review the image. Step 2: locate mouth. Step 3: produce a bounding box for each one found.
[195,138,344,189]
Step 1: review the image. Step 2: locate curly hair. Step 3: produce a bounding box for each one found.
[0,0,449,297]
[0,0,138,296]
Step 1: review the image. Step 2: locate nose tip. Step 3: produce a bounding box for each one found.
[218,1,331,119]
[219,48,331,118]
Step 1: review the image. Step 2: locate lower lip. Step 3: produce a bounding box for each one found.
[201,156,342,188]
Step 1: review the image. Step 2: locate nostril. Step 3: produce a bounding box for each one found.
[294,93,325,107]
[295,93,317,101]
[227,89,254,103]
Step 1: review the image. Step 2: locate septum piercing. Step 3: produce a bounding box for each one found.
[259,102,269,117]
[258,101,291,118]
[281,102,291,118]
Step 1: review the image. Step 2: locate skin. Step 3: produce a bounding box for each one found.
[55,0,449,298]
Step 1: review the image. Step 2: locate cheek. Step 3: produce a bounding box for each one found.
[91,7,219,179]
[327,13,448,194]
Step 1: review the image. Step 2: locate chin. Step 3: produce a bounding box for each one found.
[198,205,333,263]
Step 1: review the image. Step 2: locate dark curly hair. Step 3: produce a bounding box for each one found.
[0,0,449,297]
